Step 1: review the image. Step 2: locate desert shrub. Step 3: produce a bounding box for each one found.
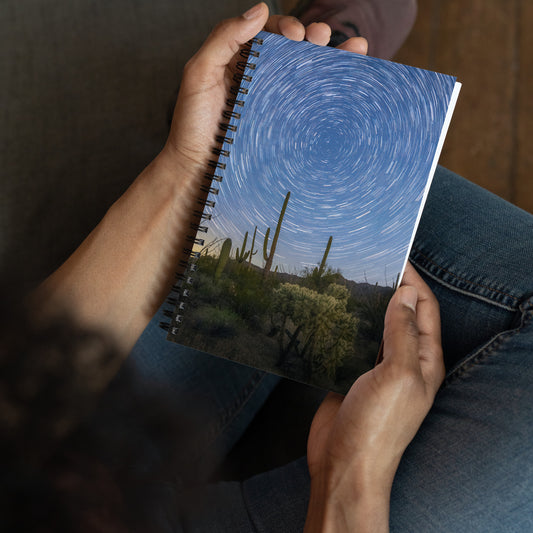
[301,266,341,294]
[354,288,393,342]
[194,271,224,303]
[227,263,277,321]
[271,283,358,379]
[189,306,242,339]
[193,267,239,308]
[195,253,217,274]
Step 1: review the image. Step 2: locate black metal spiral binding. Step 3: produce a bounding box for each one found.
[233,72,253,83]
[236,61,257,72]
[161,36,262,334]
[222,110,241,121]
[215,135,233,144]
[225,98,245,108]
[229,86,249,96]
[240,48,260,59]
[220,121,238,131]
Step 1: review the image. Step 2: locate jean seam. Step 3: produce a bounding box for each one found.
[204,371,268,447]
[410,246,521,310]
[441,306,533,387]
[241,481,260,533]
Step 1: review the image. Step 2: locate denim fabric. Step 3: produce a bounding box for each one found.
[1,0,271,285]
[128,307,280,481]
[389,167,533,531]
[181,458,310,532]
[129,166,533,531]
[389,298,533,532]
[411,166,533,369]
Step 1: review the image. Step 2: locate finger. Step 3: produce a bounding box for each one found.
[336,36,368,55]
[279,16,306,41]
[401,263,441,343]
[188,2,269,76]
[304,22,331,46]
[401,262,434,302]
[400,263,444,390]
[265,15,306,41]
[264,14,283,33]
[401,264,439,334]
[383,285,420,370]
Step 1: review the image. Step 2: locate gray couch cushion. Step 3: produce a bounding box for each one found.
[1,0,270,285]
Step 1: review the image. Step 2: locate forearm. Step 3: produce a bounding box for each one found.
[32,3,291,357]
[305,468,391,533]
[36,149,196,355]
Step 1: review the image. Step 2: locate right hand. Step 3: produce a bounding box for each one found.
[305,263,444,532]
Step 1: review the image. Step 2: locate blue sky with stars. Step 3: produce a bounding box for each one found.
[207,31,457,286]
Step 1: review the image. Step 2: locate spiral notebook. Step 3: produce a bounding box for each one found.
[163,31,461,393]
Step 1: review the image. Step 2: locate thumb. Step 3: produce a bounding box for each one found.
[190,3,269,75]
[382,285,420,369]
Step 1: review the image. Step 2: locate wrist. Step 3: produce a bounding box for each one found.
[305,462,392,533]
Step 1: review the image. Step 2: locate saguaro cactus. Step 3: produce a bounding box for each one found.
[318,235,333,276]
[247,226,258,266]
[214,238,231,280]
[263,191,290,276]
[235,232,250,263]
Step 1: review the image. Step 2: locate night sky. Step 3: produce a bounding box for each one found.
[207,31,457,286]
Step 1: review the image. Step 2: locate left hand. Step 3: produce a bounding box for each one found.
[37,3,367,356]
[164,2,367,181]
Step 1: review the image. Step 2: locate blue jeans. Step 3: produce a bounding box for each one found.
[129,166,533,531]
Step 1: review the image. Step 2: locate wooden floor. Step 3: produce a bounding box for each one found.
[282,0,533,213]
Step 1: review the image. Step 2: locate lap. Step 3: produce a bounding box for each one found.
[126,166,533,531]
[243,167,533,531]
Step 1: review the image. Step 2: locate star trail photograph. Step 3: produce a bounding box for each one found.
[168,31,460,393]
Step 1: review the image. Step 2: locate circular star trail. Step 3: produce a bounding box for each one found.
[209,32,455,285]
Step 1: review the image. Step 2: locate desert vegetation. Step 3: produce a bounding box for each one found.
[176,192,394,393]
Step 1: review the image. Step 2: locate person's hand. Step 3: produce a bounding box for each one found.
[37,3,367,357]
[162,2,367,182]
[305,262,445,533]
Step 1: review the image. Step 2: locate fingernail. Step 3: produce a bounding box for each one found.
[399,286,418,314]
[243,2,263,19]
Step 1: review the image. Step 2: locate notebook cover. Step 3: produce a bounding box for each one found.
[166,31,460,393]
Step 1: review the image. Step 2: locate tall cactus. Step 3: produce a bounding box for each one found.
[214,238,231,280]
[235,232,250,263]
[263,191,290,277]
[247,226,258,266]
[318,235,333,276]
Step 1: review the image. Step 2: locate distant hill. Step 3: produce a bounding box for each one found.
[274,270,393,300]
